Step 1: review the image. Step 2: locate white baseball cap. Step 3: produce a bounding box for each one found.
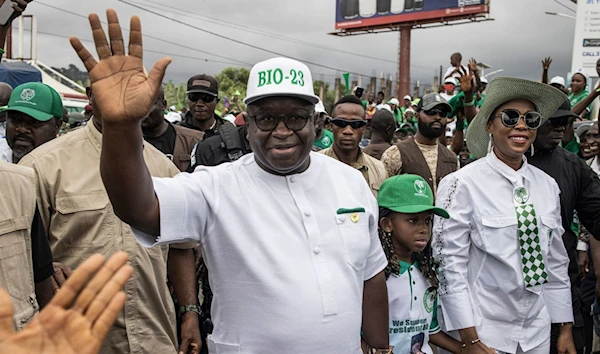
[380,104,392,112]
[403,95,412,101]
[388,98,400,106]
[550,76,566,87]
[244,57,319,105]
[444,77,458,85]
[315,99,327,114]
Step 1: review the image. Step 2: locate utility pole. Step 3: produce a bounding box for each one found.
[334,78,341,102]
[6,25,12,59]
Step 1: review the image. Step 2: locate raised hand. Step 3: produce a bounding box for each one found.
[69,9,171,124]
[0,252,133,354]
[542,57,553,70]
[458,71,474,94]
[468,58,479,75]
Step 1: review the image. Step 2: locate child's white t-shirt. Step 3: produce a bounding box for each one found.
[387,260,440,354]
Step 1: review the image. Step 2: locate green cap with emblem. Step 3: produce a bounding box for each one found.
[377,174,450,218]
[244,57,319,105]
[5,82,63,122]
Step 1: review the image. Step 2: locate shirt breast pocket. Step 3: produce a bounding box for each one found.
[336,213,371,271]
[480,215,518,256]
[539,215,559,250]
[54,193,116,256]
[0,216,34,301]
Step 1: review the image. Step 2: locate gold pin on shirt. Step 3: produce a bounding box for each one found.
[351,213,359,223]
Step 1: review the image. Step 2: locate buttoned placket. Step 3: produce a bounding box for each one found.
[123,226,142,354]
[487,153,541,350]
[86,123,141,353]
[286,174,337,316]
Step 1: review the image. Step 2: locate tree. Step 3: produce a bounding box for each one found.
[214,67,250,114]
[51,64,89,83]
[163,80,187,110]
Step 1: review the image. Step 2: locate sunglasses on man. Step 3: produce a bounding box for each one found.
[547,116,575,128]
[188,92,217,103]
[422,108,449,118]
[330,118,368,129]
[492,109,543,130]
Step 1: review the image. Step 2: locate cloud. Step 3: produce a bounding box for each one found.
[19,0,580,93]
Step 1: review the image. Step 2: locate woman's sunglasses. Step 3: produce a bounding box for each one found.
[492,109,543,130]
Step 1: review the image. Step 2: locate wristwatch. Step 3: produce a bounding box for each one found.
[371,347,394,354]
[178,304,201,317]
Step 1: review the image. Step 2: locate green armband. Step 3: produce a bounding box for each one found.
[456,120,465,131]
[0,48,5,55]
[463,98,476,107]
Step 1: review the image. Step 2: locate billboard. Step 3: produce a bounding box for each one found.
[335,0,490,30]
[571,0,600,78]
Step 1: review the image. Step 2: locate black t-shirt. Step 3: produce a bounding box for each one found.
[31,206,53,283]
[144,122,177,158]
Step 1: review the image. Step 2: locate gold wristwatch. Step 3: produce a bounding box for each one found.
[371,347,394,354]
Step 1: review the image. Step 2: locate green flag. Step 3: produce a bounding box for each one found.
[343,73,350,95]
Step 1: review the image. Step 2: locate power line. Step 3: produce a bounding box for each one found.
[33,1,253,66]
[21,26,353,80]
[118,0,373,77]
[21,28,245,67]
[29,2,419,82]
[553,0,576,13]
[135,0,402,66]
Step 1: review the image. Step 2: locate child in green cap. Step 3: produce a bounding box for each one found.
[374,174,462,354]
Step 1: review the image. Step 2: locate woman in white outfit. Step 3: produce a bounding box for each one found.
[433,77,576,354]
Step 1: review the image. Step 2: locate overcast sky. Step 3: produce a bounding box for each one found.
[13,0,580,91]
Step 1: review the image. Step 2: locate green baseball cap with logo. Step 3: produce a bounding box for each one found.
[5,82,64,122]
[377,174,450,218]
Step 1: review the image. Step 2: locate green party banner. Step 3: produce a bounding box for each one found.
[343,73,350,94]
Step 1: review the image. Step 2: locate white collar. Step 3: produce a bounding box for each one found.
[485,150,531,186]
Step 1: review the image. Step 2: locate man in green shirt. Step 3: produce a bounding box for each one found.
[388,98,403,125]
[313,99,333,151]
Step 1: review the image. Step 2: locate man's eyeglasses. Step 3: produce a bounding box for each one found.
[492,109,542,130]
[422,108,449,118]
[330,118,367,129]
[547,116,574,128]
[249,114,312,131]
[188,92,216,103]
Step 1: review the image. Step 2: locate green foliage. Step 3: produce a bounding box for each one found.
[51,64,89,83]
[214,67,250,114]
[163,80,187,109]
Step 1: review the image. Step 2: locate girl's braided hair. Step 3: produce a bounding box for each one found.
[378,207,439,289]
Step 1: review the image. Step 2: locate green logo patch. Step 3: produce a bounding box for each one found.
[423,287,436,313]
